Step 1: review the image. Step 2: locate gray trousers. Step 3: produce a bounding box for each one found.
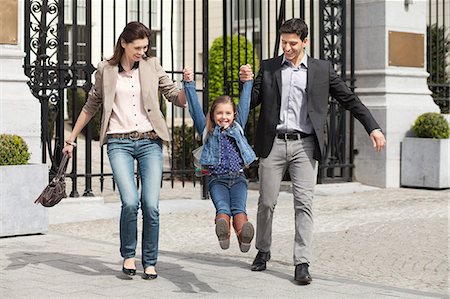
[255,136,317,265]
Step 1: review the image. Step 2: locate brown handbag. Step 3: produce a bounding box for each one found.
[35,154,69,207]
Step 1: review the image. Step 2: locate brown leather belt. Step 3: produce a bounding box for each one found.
[108,131,159,140]
[276,132,314,141]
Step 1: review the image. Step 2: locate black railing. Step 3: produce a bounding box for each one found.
[318,0,355,183]
[24,0,355,197]
[427,0,450,114]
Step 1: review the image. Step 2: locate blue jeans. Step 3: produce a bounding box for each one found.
[208,172,248,216]
[107,137,162,269]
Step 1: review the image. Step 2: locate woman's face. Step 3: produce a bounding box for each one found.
[213,103,235,129]
[121,38,149,62]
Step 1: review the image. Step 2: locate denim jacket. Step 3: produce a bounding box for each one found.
[183,80,256,167]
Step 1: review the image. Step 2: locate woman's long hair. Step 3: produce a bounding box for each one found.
[108,21,152,65]
[205,95,237,134]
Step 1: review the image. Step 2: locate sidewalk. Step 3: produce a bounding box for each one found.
[1,183,448,298]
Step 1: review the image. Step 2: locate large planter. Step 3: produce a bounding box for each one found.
[401,137,450,189]
[0,164,49,237]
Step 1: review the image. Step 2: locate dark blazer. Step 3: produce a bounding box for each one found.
[251,55,380,161]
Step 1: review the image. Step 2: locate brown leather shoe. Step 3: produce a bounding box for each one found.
[233,213,254,252]
[215,214,231,249]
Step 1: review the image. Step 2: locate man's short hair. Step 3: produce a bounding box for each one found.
[279,18,308,41]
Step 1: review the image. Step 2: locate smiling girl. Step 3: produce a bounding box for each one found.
[182,65,256,252]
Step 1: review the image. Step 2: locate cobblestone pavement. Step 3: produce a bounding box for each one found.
[1,182,448,298]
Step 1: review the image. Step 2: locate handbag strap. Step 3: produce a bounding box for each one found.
[55,154,69,179]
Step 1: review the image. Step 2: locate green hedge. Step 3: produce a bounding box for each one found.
[427,24,449,113]
[412,112,450,139]
[67,88,101,140]
[208,34,260,104]
[0,134,31,165]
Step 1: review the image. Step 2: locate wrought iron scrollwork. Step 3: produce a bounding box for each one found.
[319,0,352,182]
[321,0,345,73]
[24,0,70,173]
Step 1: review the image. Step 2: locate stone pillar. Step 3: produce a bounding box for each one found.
[0,0,41,164]
[353,0,439,188]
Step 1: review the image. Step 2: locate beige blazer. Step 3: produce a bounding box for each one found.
[82,57,184,146]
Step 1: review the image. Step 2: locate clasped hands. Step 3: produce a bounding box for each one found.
[182,64,254,82]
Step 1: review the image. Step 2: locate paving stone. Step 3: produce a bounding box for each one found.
[1,185,448,298]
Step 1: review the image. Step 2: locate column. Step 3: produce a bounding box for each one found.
[353,0,439,187]
[0,0,41,163]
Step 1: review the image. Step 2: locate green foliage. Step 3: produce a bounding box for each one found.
[160,97,167,118]
[209,35,260,104]
[171,126,201,179]
[0,134,31,165]
[67,88,101,140]
[412,112,450,139]
[427,24,450,113]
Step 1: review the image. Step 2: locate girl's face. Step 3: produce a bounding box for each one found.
[213,103,235,129]
[121,38,149,62]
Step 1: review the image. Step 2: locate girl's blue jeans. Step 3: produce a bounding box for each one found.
[208,172,248,216]
[107,137,162,269]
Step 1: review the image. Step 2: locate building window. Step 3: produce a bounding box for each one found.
[232,0,261,62]
[149,30,158,57]
[64,25,87,65]
[128,0,159,30]
[234,0,260,21]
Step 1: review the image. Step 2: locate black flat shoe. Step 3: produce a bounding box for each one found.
[294,263,312,285]
[143,266,158,280]
[122,267,136,276]
[251,251,271,271]
[142,272,158,280]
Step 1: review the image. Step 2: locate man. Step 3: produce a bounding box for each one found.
[240,18,385,284]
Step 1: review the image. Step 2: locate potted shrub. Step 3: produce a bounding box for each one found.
[401,113,450,189]
[0,134,48,237]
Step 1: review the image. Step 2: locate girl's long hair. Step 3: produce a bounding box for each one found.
[108,21,152,65]
[205,95,237,134]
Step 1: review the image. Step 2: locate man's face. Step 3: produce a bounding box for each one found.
[281,33,308,63]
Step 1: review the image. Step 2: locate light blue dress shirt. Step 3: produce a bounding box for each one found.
[276,54,314,134]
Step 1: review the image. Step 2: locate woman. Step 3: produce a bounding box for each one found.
[63,21,186,280]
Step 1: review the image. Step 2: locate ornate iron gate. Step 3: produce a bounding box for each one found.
[24,0,355,197]
[427,0,449,114]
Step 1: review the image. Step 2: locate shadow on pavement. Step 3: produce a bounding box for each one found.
[4,251,219,294]
[160,250,294,282]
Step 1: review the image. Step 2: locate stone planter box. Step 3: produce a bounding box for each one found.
[401,137,450,189]
[0,164,49,237]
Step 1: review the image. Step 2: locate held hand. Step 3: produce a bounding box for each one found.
[62,144,74,159]
[370,130,386,152]
[183,66,194,82]
[239,64,254,82]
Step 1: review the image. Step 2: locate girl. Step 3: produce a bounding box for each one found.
[63,22,187,279]
[182,66,256,252]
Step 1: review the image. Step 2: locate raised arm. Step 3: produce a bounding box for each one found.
[182,81,206,134]
[236,64,255,128]
[236,80,253,128]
